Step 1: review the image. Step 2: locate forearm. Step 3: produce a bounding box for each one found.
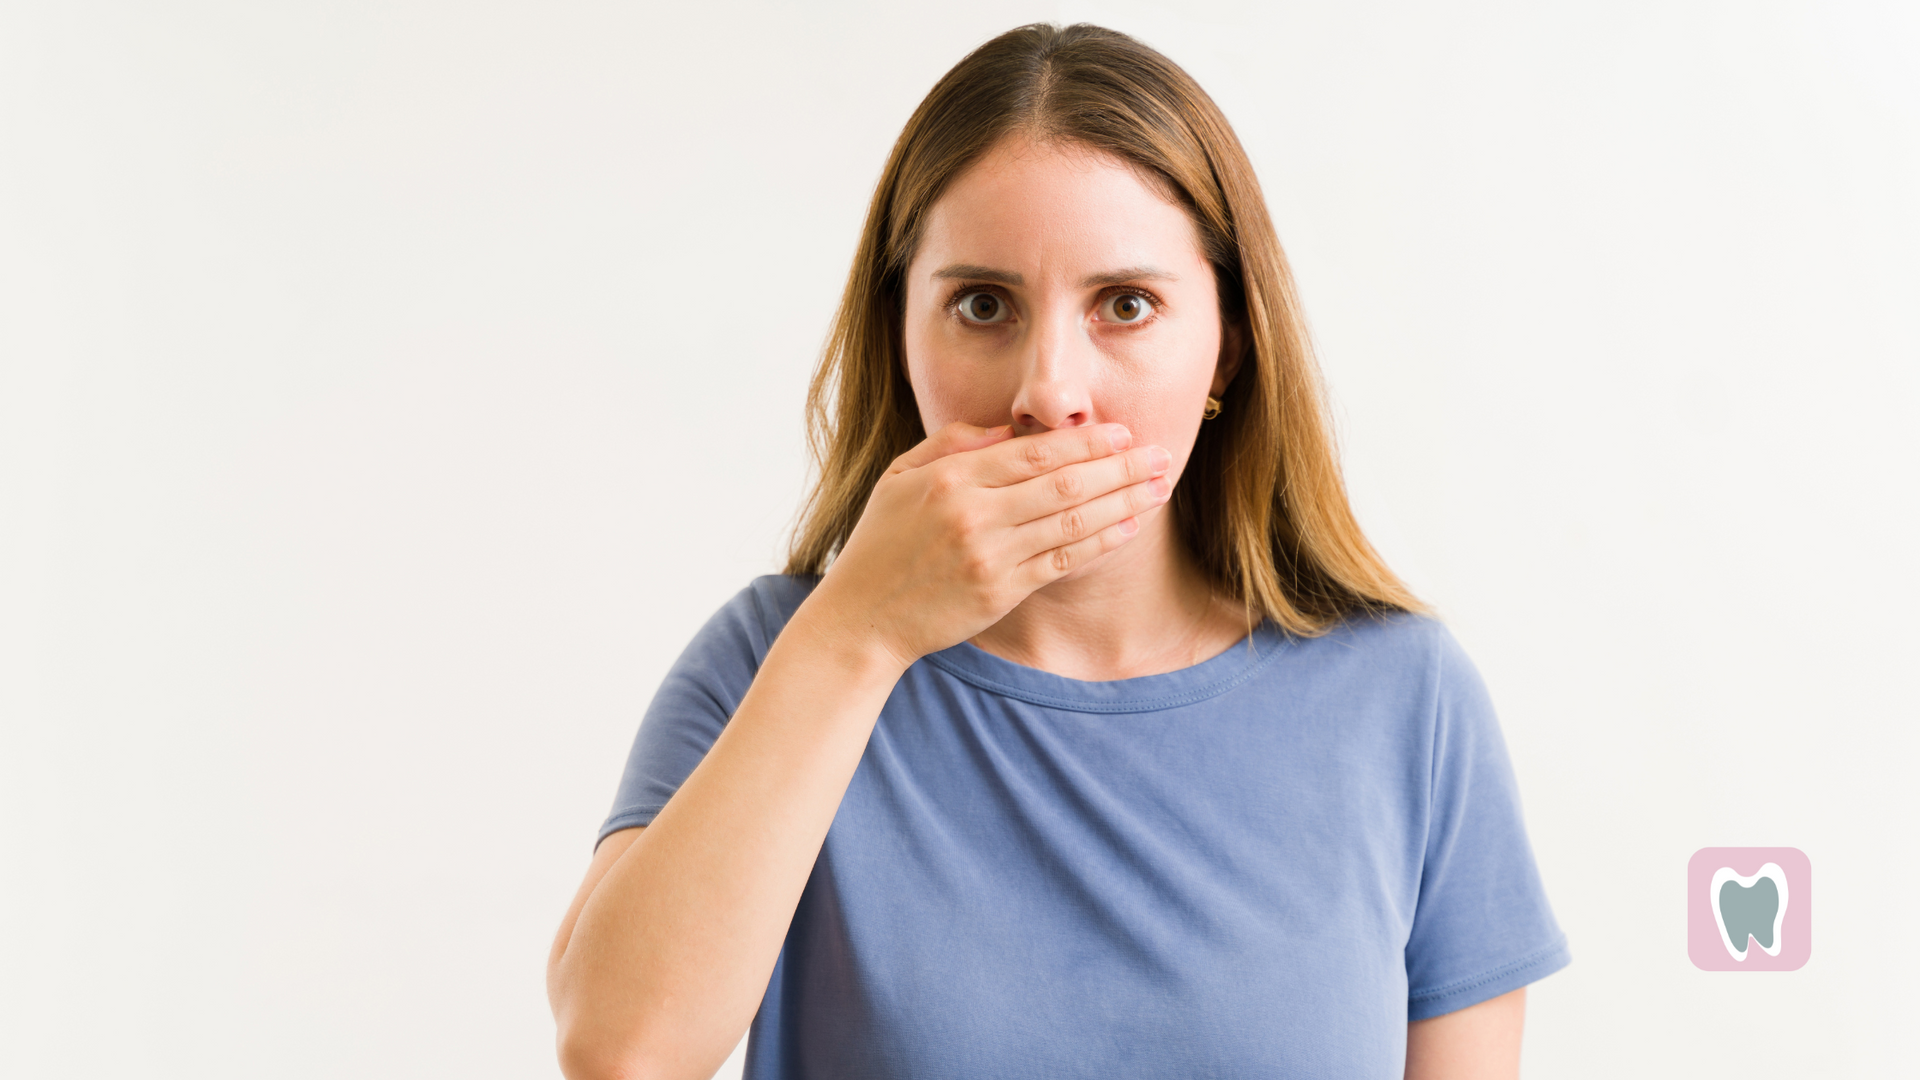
[548,584,907,1080]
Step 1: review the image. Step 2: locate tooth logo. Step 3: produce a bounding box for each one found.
[1710,863,1786,960]
[1688,847,1812,972]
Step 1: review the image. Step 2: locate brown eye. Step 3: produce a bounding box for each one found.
[957,292,1009,324]
[1102,292,1153,324]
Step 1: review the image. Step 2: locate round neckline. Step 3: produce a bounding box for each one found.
[919,620,1290,714]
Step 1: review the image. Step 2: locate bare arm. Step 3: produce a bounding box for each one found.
[547,601,912,1080]
[545,421,1171,1080]
[1404,987,1526,1080]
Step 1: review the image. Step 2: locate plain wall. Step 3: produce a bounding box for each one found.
[2,2,1914,1077]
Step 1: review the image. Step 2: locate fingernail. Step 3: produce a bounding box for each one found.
[1150,477,1172,500]
[1118,517,1139,536]
[1107,426,1131,451]
[1147,447,1171,473]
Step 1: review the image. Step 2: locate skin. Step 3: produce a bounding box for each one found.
[1407,988,1526,1080]
[546,135,1525,1079]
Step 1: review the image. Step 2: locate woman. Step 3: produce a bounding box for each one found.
[548,22,1569,1080]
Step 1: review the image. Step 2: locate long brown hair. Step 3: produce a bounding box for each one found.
[785,22,1424,636]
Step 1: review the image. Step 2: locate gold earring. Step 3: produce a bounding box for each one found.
[1202,396,1223,420]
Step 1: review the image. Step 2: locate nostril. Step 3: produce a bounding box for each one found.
[1011,405,1091,432]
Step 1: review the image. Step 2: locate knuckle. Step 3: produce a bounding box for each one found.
[961,551,995,583]
[949,505,983,537]
[1059,510,1087,541]
[1050,470,1082,502]
[1019,440,1054,472]
[1050,546,1076,573]
[926,463,965,498]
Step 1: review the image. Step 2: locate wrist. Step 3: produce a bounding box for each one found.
[783,578,918,683]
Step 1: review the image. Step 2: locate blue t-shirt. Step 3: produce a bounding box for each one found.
[601,575,1570,1078]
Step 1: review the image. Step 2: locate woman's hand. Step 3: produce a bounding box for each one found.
[811,421,1173,668]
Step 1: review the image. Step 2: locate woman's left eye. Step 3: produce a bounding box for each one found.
[1099,292,1155,324]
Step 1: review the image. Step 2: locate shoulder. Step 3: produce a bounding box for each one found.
[685,573,822,669]
[652,573,823,705]
[1270,610,1492,730]
[741,573,821,631]
[1319,613,1510,772]
[1302,609,1472,681]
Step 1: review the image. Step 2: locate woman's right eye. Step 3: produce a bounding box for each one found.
[955,291,1010,324]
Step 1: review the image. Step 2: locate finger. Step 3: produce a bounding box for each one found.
[1009,472,1172,560]
[998,444,1171,525]
[964,423,1133,488]
[1013,513,1146,590]
[889,421,1015,475]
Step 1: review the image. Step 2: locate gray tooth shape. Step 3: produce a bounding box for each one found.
[1719,877,1780,953]
[1710,861,1789,961]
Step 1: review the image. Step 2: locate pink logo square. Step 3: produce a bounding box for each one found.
[1687,847,1812,971]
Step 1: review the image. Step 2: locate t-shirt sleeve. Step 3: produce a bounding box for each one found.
[595,575,817,849]
[1404,627,1571,1021]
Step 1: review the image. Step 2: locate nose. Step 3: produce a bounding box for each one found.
[1008,310,1093,432]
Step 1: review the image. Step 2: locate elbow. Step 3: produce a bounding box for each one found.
[555,1027,656,1080]
[549,960,660,1080]
[550,965,726,1080]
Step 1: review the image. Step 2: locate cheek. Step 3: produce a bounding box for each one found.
[901,320,1016,430]
[1094,327,1220,463]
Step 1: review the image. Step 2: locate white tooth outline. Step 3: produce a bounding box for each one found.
[1710,862,1789,961]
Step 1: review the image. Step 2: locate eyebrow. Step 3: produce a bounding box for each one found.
[930,264,1179,288]
[1079,265,1179,287]
[932,264,1023,286]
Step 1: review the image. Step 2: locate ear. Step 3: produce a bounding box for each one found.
[1212,316,1248,397]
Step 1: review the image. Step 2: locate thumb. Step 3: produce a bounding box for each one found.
[888,421,1015,474]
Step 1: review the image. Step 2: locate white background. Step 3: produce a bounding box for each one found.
[3,2,1915,1077]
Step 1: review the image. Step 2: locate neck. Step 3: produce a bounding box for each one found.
[967,510,1252,681]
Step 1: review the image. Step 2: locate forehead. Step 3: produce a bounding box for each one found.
[911,137,1207,277]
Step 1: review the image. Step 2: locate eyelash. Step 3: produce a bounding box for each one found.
[942,285,1168,327]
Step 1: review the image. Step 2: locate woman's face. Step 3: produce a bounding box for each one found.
[902,136,1240,494]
